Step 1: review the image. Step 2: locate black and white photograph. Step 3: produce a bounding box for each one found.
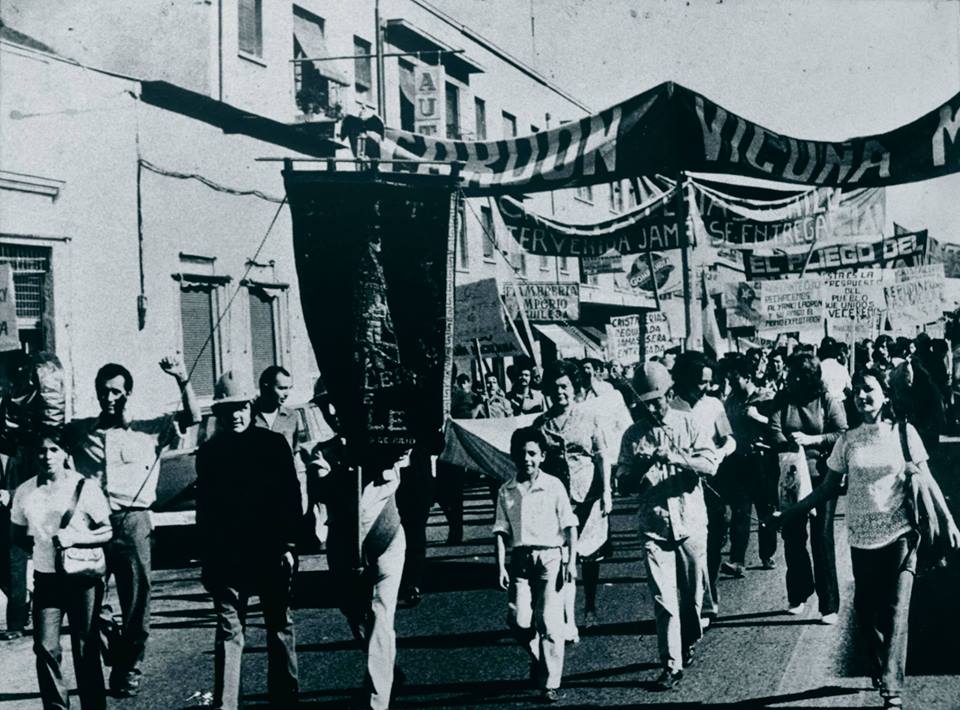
[2,1,960,708]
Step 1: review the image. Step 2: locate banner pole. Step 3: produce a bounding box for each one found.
[646,250,662,311]
[677,173,693,350]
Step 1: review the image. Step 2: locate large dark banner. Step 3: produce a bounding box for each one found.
[496,190,685,256]
[378,81,960,192]
[743,231,928,279]
[284,173,455,464]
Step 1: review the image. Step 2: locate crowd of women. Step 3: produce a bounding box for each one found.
[492,333,960,708]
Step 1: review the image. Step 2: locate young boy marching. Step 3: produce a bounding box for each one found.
[494,427,578,703]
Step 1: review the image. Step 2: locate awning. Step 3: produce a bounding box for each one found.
[385,18,484,74]
[532,324,585,358]
[294,12,350,85]
[560,325,605,359]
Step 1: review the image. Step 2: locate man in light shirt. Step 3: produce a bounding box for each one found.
[818,337,852,401]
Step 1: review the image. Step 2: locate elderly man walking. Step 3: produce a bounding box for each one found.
[196,372,302,710]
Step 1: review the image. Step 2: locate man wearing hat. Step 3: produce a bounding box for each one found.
[196,372,302,710]
[616,362,719,691]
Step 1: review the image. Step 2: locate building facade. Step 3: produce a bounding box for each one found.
[1,0,659,416]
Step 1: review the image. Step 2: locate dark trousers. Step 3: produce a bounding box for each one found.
[100,510,152,681]
[781,478,839,614]
[434,462,464,544]
[397,461,434,592]
[3,513,30,631]
[850,534,918,698]
[725,453,778,565]
[33,572,106,710]
[208,561,299,710]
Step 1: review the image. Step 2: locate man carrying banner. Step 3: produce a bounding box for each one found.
[65,357,199,698]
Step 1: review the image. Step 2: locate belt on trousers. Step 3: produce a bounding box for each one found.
[513,545,561,552]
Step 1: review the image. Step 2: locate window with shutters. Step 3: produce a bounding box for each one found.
[354,36,372,100]
[179,285,219,398]
[398,60,415,131]
[238,0,263,57]
[502,111,517,138]
[474,97,486,140]
[445,83,460,139]
[249,288,279,380]
[480,206,495,261]
[0,243,53,354]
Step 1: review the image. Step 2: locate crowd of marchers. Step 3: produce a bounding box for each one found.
[1,330,959,710]
[476,333,960,708]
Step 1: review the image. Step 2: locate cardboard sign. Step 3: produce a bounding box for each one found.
[606,314,641,365]
[885,263,946,331]
[641,311,673,361]
[503,282,580,322]
[0,265,18,352]
[414,65,441,136]
[453,278,526,359]
[823,269,885,339]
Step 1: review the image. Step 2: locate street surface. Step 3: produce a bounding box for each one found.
[2,443,960,710]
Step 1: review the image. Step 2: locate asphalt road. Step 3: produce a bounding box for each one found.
[2,443,960,710]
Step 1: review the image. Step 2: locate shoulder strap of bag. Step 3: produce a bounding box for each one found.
[898,420,912,465]
[58,478,86,530]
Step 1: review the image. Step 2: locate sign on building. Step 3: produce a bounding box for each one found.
[503,282,580,322]
[414,65,441,135]
[0,265,19,352]
[453,278,526,359]
[582,249,625,275]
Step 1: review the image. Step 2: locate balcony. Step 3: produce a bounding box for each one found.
[293,60,348,124]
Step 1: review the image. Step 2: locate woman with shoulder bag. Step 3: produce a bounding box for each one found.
[773,368,960,709]
[768,352,847,623]
[10,428,112,710]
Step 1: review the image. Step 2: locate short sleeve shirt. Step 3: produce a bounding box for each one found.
[493,473,577,548]
[826,421,923,549]
[66,414,181,511]
[11,472,111,573]
[671,395,732,457]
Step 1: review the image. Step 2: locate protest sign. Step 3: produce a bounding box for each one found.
[640,310,673,360]
[823,269,885,340]
[744,232,927,278]
[606,315,641,365]
[453,278,526,359]
[0,265,19,352]
[725,278,824,333]
[884,264,946,331]
[503,282,580,322]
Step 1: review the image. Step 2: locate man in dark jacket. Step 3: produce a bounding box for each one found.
[196,371,302,710]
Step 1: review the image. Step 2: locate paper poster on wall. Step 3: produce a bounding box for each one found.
[0,265,18,352]
[884,264,946,331]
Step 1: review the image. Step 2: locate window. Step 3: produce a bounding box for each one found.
[353,36,372,100]
[238,0,263,57]
[456,202,469,269]
[249,288,279,379]
[293,7,347,118]
[575,185,593,203]
[474,97,486,139]
[0,244,52,354]
[502,111,517,138]
[445,82,460,139]
[559,256,569,273]
[609,181,623,212]
[180,285,220,398]
[539,254,550,272]
[399,60,415,131]
[480,206,495,260]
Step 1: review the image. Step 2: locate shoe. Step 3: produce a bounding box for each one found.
[0,630,24,641]
[699,616,711,631]
[564,625,580,644]
[397,587,422,609]
[653,668,683,691]
[720,561,746,578]
[760,558,777,570]
[111,672,141,698]
[820,613,838,625]
[542,688,563,703]
[786,602,806,615]
[682,645,695,668]
[882,695,902,709]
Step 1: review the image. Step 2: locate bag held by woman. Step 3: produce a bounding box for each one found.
[899,421,955,568]
[55,479,107,578]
